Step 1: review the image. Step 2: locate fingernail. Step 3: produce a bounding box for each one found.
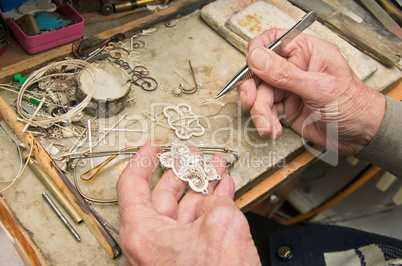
[258,129,264,137]
[274,120,282,140]
[250,48,269,71]
[257,118,269,137]
[239,90,247,108]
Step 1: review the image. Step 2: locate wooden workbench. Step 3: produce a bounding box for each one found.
[0,5,300,264]
[0,1,401,264]
[0,0,216,83]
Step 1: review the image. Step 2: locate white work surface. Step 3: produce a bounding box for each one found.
[0,2,400,264]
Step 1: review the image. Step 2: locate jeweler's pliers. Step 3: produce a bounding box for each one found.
[214,10,317,100]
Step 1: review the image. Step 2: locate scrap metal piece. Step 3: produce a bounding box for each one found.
[28,157,83,223]
[357,0,402,39]
[215,10,317,100]
[42,192,81,242]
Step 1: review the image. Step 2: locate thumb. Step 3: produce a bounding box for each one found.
[247,47,316,98]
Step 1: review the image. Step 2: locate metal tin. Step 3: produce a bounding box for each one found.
[77,61,131,117]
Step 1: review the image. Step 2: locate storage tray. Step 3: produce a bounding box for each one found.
[0,0,83,54]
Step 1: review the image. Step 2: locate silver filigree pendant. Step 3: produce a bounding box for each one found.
[163,103,205,140]
[157,143,221,194]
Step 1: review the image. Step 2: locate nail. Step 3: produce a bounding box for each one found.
[274,120,282,140]
[257,117,269,137]
[42,192,81,242]
[250,48,270,71]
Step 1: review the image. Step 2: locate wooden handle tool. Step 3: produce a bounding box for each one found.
[0,95,121,259]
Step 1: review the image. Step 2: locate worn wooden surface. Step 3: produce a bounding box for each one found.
[0,11,296,264]
[201,0,402,91]
[386,78,402,99]
[223,0,378,81]
[0,95,121,259]
[235,149,317,212]
[0,0,400,264]
[288,0,402,67]
[0,197,46,265]
[0,0,215,83]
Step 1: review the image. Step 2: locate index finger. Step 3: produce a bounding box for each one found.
[238,76,260,110]
[117,142,162,215]
[248,28,313,60]
[149,146,202,219]
[248,28,285,53]
[239,28,286,110]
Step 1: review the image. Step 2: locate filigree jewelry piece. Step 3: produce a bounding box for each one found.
[157,143,221,194]
[132,66,158,91]
[38,66,77,94]
[105,41,130,59]
[143,111,170,129]
[173,61,198,95]
[163,103,205,140]
[113,60,158,91]
[172,83,184,96]
[198,96,225,107]
[130,38,145,50]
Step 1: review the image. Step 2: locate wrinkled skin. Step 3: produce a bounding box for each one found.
[117,30,386,265]
[117,142,260,265]
[238,29,385,155]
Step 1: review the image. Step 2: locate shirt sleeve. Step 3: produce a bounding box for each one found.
[356,96,402,178]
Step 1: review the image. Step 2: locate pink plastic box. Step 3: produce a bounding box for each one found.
[0,0,83,54]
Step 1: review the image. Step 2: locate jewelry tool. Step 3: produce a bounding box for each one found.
[0,95,121,258]
[215,10,317,100]
[42,192,81,242]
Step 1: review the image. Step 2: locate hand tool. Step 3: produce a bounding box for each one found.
[101,0,172,15]
[0,95,121,258]
[357,0,402,39]
[42,192,81,242]
[214,10,317,100]
[289,0,401,67]
[100,0,114,16]
[26,156,83,224]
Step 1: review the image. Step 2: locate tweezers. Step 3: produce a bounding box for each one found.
[215,10,317,100]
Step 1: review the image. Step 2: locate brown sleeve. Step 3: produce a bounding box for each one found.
[356,96,402,178]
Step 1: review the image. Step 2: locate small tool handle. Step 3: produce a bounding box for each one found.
[114,1,138,13]
[215,10,317,100]
[28,157,83,224]
[100,0,114,15]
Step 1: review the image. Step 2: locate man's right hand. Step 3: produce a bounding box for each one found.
[238,29,385,156]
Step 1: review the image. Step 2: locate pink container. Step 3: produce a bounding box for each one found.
[0,0,83,54]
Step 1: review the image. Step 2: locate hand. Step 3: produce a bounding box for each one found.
[238,28,385,155]
[117,142,260,265]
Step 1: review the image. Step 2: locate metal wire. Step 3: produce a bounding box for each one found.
[16,60,96,129]
[70,145,239,203]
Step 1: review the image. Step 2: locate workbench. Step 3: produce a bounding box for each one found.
[0,0,401,264]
